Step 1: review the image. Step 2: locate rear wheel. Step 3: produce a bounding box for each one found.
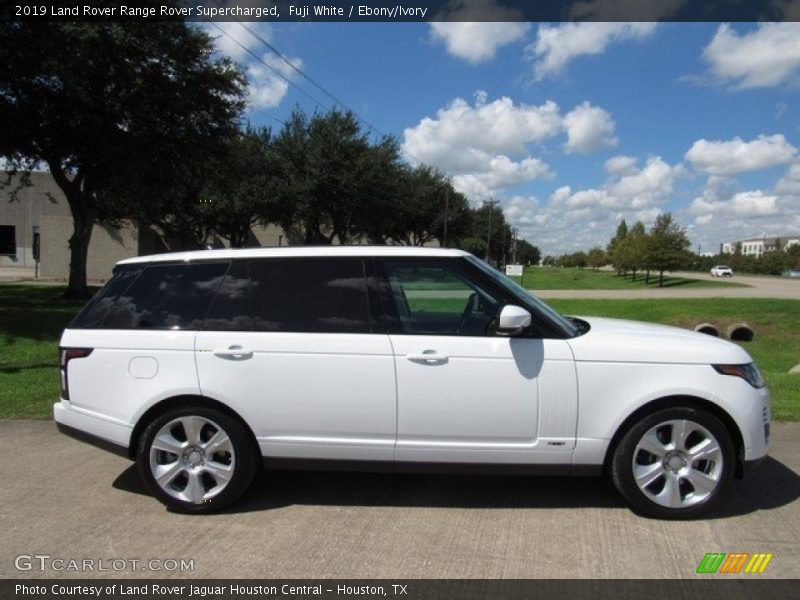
[611,406,734,519]
[137,406,258,513]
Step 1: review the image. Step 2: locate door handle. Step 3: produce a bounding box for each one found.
[406,350,449,364]
[213,345,253,359]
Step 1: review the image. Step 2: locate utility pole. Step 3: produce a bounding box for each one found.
[443,186,449,247]
[484,198,499,264]
[501,225,507,267]
[512,228,518,264]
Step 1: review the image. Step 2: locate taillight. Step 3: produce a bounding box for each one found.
[59,347,93,400]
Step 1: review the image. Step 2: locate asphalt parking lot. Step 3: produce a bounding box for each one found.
[1,420,798,579]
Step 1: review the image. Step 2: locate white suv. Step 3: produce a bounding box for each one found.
[710,265,733,277]
[54,247,770,518]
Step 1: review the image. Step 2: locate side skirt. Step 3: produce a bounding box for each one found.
[262,457,602,477]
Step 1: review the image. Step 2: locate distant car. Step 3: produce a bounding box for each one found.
[710,265,733,277]
[783,269,800,278]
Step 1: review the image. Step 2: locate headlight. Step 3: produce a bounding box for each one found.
[712,363,765,389]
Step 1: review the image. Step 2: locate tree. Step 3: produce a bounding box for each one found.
[607,219,629,276]
[468,203,509,266]
[457,237,487,259]
[272,108,401,245]
[0,19,246,297]
[648,213,691,286]
[587,246,607,271]
[375,165,469,246]
[192,127,281,248]
[515,239,541,265]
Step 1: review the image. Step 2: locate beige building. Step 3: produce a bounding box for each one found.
[1,172,285,281]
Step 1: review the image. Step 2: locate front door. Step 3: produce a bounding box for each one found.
[378,258,576,465]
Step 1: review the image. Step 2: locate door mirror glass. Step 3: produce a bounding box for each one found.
[497,305,531,336]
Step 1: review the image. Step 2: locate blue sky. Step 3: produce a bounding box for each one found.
[205,20,800,255]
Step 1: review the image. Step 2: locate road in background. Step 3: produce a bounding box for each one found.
[534,271,800,299]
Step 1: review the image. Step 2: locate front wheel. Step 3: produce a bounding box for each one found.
[137,406,258,513]
[611,406,735,519]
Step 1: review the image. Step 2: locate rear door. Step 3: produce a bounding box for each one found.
[195,258,396,462]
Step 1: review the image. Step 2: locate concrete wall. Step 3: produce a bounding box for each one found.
[39,216,138,282]
[0,172,71,268]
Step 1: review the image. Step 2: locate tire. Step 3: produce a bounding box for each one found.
[611,406,735,519]
[136,406,258,513]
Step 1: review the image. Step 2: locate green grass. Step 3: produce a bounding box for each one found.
[0,284,93,418]
[519,267,749,290]
[549,298,800,421]
[1,285,797,421]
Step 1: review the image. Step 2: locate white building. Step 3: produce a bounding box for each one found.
[721,236,800,258]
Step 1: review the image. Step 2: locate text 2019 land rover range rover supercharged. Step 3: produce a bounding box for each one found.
[55,247,770,518]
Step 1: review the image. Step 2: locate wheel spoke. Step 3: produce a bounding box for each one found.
[202,430,232,456]
[687,438,720,461]
[203,461,233,486]
[672,420,691,452]
[180,416,204,445]
[686,469,718,496]
[634,462,664,488]
[154,461,183,487]
[184,471,205,504]
[152,432,186,456]
[637,431,668,457]
[658,473,683,508]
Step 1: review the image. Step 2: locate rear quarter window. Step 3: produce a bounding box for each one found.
[71,262,229,330]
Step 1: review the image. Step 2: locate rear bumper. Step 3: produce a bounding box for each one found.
[53,400,132,457]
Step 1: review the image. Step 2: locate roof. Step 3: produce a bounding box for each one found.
[117,245,471,265]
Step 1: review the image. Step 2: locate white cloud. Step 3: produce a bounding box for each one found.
[563,102,618,154]
[452,157,552,200]
[776,164,800,194]
[246,53,303,109]
[685,134,797,176]
[403,93,617,202]
[702,23,800,89]
[504,156,682,254]
[605,155,637,175]
[430,22,530,64]
[527,22,657,80]
[203,22,272,63]
[689,190,779,218]
[503,196,540,227]
[201,22,300,111]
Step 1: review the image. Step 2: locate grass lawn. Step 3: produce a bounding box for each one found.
[549,298,800,421]
[1,284,797,421]
[519,267,748,290]
[0,284,93,419]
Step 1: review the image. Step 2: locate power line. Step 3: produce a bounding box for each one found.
[209,22,329,112]
[230,21,427,166]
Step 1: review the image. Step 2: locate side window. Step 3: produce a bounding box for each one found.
[69,265,144,329]
[203,261,253,331]
[100,262,228,330]
[250,258,370,333]
[382,260,502,336]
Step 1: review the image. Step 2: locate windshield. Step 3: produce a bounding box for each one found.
[466,256,579,338]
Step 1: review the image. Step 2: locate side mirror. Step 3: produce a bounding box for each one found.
[497,305,531,336]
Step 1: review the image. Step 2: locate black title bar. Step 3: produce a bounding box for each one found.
[4,0,800,22]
